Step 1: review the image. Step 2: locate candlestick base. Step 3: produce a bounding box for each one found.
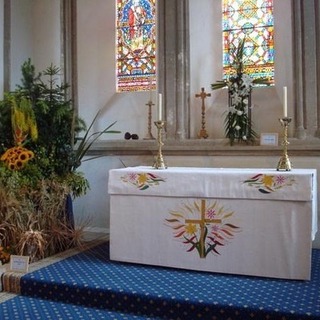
[153,154,167,170]
[277,154,292,171]
[152,120,167,170]
[198,129,208,139]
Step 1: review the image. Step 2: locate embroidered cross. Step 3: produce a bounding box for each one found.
[185,199,221,258]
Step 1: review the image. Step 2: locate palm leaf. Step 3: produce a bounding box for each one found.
[72,110,120,170]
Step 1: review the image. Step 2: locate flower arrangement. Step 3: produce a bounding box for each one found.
[211,38,271,145]
[0,59,119,263]
[1,146,34,170]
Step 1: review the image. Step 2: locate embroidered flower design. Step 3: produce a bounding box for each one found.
[121,172,165,190]
[243,173,295,193]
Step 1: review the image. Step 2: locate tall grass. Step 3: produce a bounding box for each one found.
[0,180,85,263]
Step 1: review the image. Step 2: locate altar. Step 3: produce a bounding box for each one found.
[108,166,318,280]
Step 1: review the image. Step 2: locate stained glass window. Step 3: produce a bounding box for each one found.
[116,0,156,92]
[222,0,274,85]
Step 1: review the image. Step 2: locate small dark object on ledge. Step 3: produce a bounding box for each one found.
[124,132,139,140]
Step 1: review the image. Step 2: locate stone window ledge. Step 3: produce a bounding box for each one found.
[85,138,320,156]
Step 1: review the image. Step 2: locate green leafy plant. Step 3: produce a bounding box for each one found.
[0,59,119,196]
[72,110,119,171]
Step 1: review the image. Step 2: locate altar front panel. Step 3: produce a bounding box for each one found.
[108,167,317,280]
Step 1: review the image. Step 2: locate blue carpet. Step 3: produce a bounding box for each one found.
[0,242,319,319]
[0,295,158,319]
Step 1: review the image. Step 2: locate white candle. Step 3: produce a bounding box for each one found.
[158,93,162,121]
[283,86,287,117]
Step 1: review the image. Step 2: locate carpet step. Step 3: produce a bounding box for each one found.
[0,239,108,294]
[0,295,159,319]
[2,242,320,319]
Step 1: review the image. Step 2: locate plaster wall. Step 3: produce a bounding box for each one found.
[76,0,293,141]
[189,0,293,139]
[9,0,61,90]
[32,0,61,72]
[76,0,147,141]
[10,0,33,89]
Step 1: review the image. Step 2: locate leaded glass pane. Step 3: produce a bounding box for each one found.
[222,0,274,84]
[116,0,156,92]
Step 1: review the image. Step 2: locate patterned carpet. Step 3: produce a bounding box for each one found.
[0,295,158,319]
[0,241,319,319]
[0,238,106,294]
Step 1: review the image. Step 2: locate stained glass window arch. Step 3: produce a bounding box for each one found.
[222,0,274,85]
[116,0,156,92]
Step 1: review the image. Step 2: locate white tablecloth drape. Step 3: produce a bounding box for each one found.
[108,167,317,280]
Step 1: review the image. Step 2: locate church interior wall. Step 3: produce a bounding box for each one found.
[77,0,153,142]
[10,0,33,89]
[6,0,61,90]
[189,0,293,139]
[31,0,61,72]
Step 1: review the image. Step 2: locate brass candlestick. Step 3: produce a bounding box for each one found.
[153,120,167,169]
[143,100,155,140]
[277,117,292,171]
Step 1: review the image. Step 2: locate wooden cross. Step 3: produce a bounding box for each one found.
[185,199,221,258]
[195,87,211,139]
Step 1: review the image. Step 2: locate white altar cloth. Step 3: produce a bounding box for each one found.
[108,167,318,280]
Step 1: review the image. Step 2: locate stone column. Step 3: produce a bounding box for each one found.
[315,1,320,137]
[62,0,78,112]
[62,0,78,146]
[292,0,319,139]
[3,0,10,92]
[158,0,190,140]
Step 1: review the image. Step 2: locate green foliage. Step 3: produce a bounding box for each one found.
[0,94,16,151]
[0,59,119,198]
[72,110,119,171]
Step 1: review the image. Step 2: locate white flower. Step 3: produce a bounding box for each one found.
[235,125,241,131]
[243,98,248,105]
[242,135,247,140]
[239,87,251,97]
[236,110,243,116]
[231,93,242,106]
[230,82,239,91]
[228,106,236,113]
[241,74,253,89]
